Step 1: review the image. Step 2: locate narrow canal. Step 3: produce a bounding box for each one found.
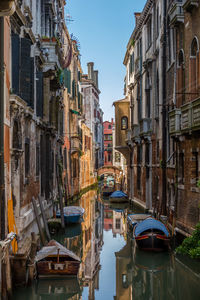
[12,190,200,299]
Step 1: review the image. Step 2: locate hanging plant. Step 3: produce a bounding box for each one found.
[197,179,200,188]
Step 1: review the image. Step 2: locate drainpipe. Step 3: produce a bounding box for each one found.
[161,0,167,216]
[0,17,5,240]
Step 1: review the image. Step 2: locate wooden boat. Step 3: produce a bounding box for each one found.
[109,190,128,203]
[35,278,81,299]
[35,240,81,278]
[56,206,85,224]
[133,218,170,252]
[127,214,151,231]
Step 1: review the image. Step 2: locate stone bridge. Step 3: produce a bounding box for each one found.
[98,165,121,179]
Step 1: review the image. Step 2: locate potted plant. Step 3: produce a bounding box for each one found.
[41,35,50,42]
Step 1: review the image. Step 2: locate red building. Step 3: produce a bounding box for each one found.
[103,120,113,166]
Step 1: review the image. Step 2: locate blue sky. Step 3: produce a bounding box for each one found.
[66,0,146,121]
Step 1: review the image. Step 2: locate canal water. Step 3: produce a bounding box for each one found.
[12,190,200,299]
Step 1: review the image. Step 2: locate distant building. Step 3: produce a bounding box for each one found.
[80,62,104,170]
[103,120,114,166]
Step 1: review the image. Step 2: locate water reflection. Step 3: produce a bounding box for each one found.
[11,190,200,300]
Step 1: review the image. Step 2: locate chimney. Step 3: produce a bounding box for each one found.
[93,70,99,89]
[87,62,94,81]
[134,12,141,26]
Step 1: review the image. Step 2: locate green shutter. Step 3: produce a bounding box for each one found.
[72,80,76,99]
[64,69,71,93]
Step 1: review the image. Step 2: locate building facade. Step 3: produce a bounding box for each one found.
[115,0,200,235]
[103,120,113,166]
[80,62,104,171]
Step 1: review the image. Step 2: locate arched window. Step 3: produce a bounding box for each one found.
[177,49,185,105]
[121,116,128,130]
[190,37,199,96]
[178,49,184,67]
[191,37,198,57]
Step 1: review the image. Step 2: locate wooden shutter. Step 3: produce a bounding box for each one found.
[36,71,43,118]
[20,38,31,105]
[11,33,20,95]
[30,57,34,109]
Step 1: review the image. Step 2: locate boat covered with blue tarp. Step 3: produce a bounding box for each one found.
[134,217,170,252]
[109,190,128,203]
[127,214,151,231]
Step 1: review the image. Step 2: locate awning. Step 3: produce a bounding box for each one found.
[70,109,80,115]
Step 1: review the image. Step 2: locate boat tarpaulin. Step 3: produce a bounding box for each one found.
[35,240,81,262]
[57,206,85,216]
[110,191,128,198]
[134,218,169,237]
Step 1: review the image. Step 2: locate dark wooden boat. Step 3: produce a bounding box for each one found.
[134,218,170,252]
[127,214,151,231]
[35,240,81,278]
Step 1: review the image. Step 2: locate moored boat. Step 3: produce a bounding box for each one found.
[102,186,115,196]
[56,206,85,224]
[134,218,170,252]
[109,190,128,203]
[35,240,81,278]
[127,213,151,231]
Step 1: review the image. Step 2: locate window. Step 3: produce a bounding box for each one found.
[146,72,151,118]
[178,152,184,184]
[104,134,112,141]
[116,219,121,229]
[147,18,152,49]
[156,6,159,38]
[13,120,21,149]
[129,53,134,78]
[108,124,112,129]
[177,50,185,105]
[121,116,128,130]
[145,143,150,165]
[155,71,159,119]
[191,152,199,186]
[25,138,30,178]
[36,144,40,177]
[190,37,199,95]
[137,145,142,190]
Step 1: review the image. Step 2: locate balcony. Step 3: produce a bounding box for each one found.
[169,109,181,135]
[132,124,140,143]
[191,97,200,129]
[139,118,152,139]
[183,0,199,12]
[181,102,192,132]
[169,98,200,135]
[169,1,184,26]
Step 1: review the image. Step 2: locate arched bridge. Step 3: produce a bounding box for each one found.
[98,165,121,178]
